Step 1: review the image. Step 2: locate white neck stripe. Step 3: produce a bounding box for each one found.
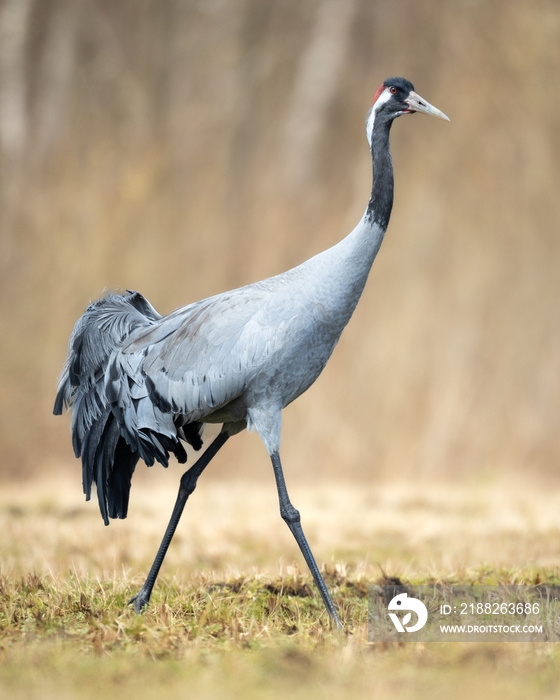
[366,87,392,147]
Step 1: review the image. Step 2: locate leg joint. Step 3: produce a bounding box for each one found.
[280,503,300,525]
[179,470,198,496]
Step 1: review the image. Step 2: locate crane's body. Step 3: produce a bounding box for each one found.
[124,214,384,444]
[55,78,448,628]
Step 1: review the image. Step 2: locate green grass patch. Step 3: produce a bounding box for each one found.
[3,568,560,700]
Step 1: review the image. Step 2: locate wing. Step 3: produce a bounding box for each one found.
[53,291,201,525]
[54,290,163,453]
[121,279,300,422]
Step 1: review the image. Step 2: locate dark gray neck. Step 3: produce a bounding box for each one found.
[365,119,394,231]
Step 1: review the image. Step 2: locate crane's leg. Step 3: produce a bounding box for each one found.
[129,430,230,613]
[270,451,342,629]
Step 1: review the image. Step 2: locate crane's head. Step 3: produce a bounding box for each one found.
[366,77,449,148]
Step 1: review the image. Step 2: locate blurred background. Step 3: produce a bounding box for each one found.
[1,0,559,487]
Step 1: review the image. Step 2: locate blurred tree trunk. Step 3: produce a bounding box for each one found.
[0,0,33,160]
[33,0,81,160]
[281,0,358,189]
[0,0,33,270]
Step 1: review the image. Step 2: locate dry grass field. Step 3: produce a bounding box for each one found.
[2,473,560,699]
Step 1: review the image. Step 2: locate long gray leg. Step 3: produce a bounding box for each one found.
[129,431,230,612]
[270,451,342,629]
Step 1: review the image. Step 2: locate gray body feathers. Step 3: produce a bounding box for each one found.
[54,217,384,524]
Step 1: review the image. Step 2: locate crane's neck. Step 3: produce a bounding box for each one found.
[366,117,394,231]
[282,111,396,339]
[297,115,395,332]
[328,116,394,295]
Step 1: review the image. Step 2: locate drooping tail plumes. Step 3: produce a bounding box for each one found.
[54,291,202,525]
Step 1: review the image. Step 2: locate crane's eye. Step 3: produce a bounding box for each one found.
[389,86,398,94]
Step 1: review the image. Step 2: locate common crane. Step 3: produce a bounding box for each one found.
[54,78,449,628]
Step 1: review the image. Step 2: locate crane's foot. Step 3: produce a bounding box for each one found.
[128,587,151,613]
[330,610,343,631]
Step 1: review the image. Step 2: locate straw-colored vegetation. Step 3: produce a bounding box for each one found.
[3,478,560,698]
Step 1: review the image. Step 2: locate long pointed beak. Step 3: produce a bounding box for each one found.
[404,91,450,121]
